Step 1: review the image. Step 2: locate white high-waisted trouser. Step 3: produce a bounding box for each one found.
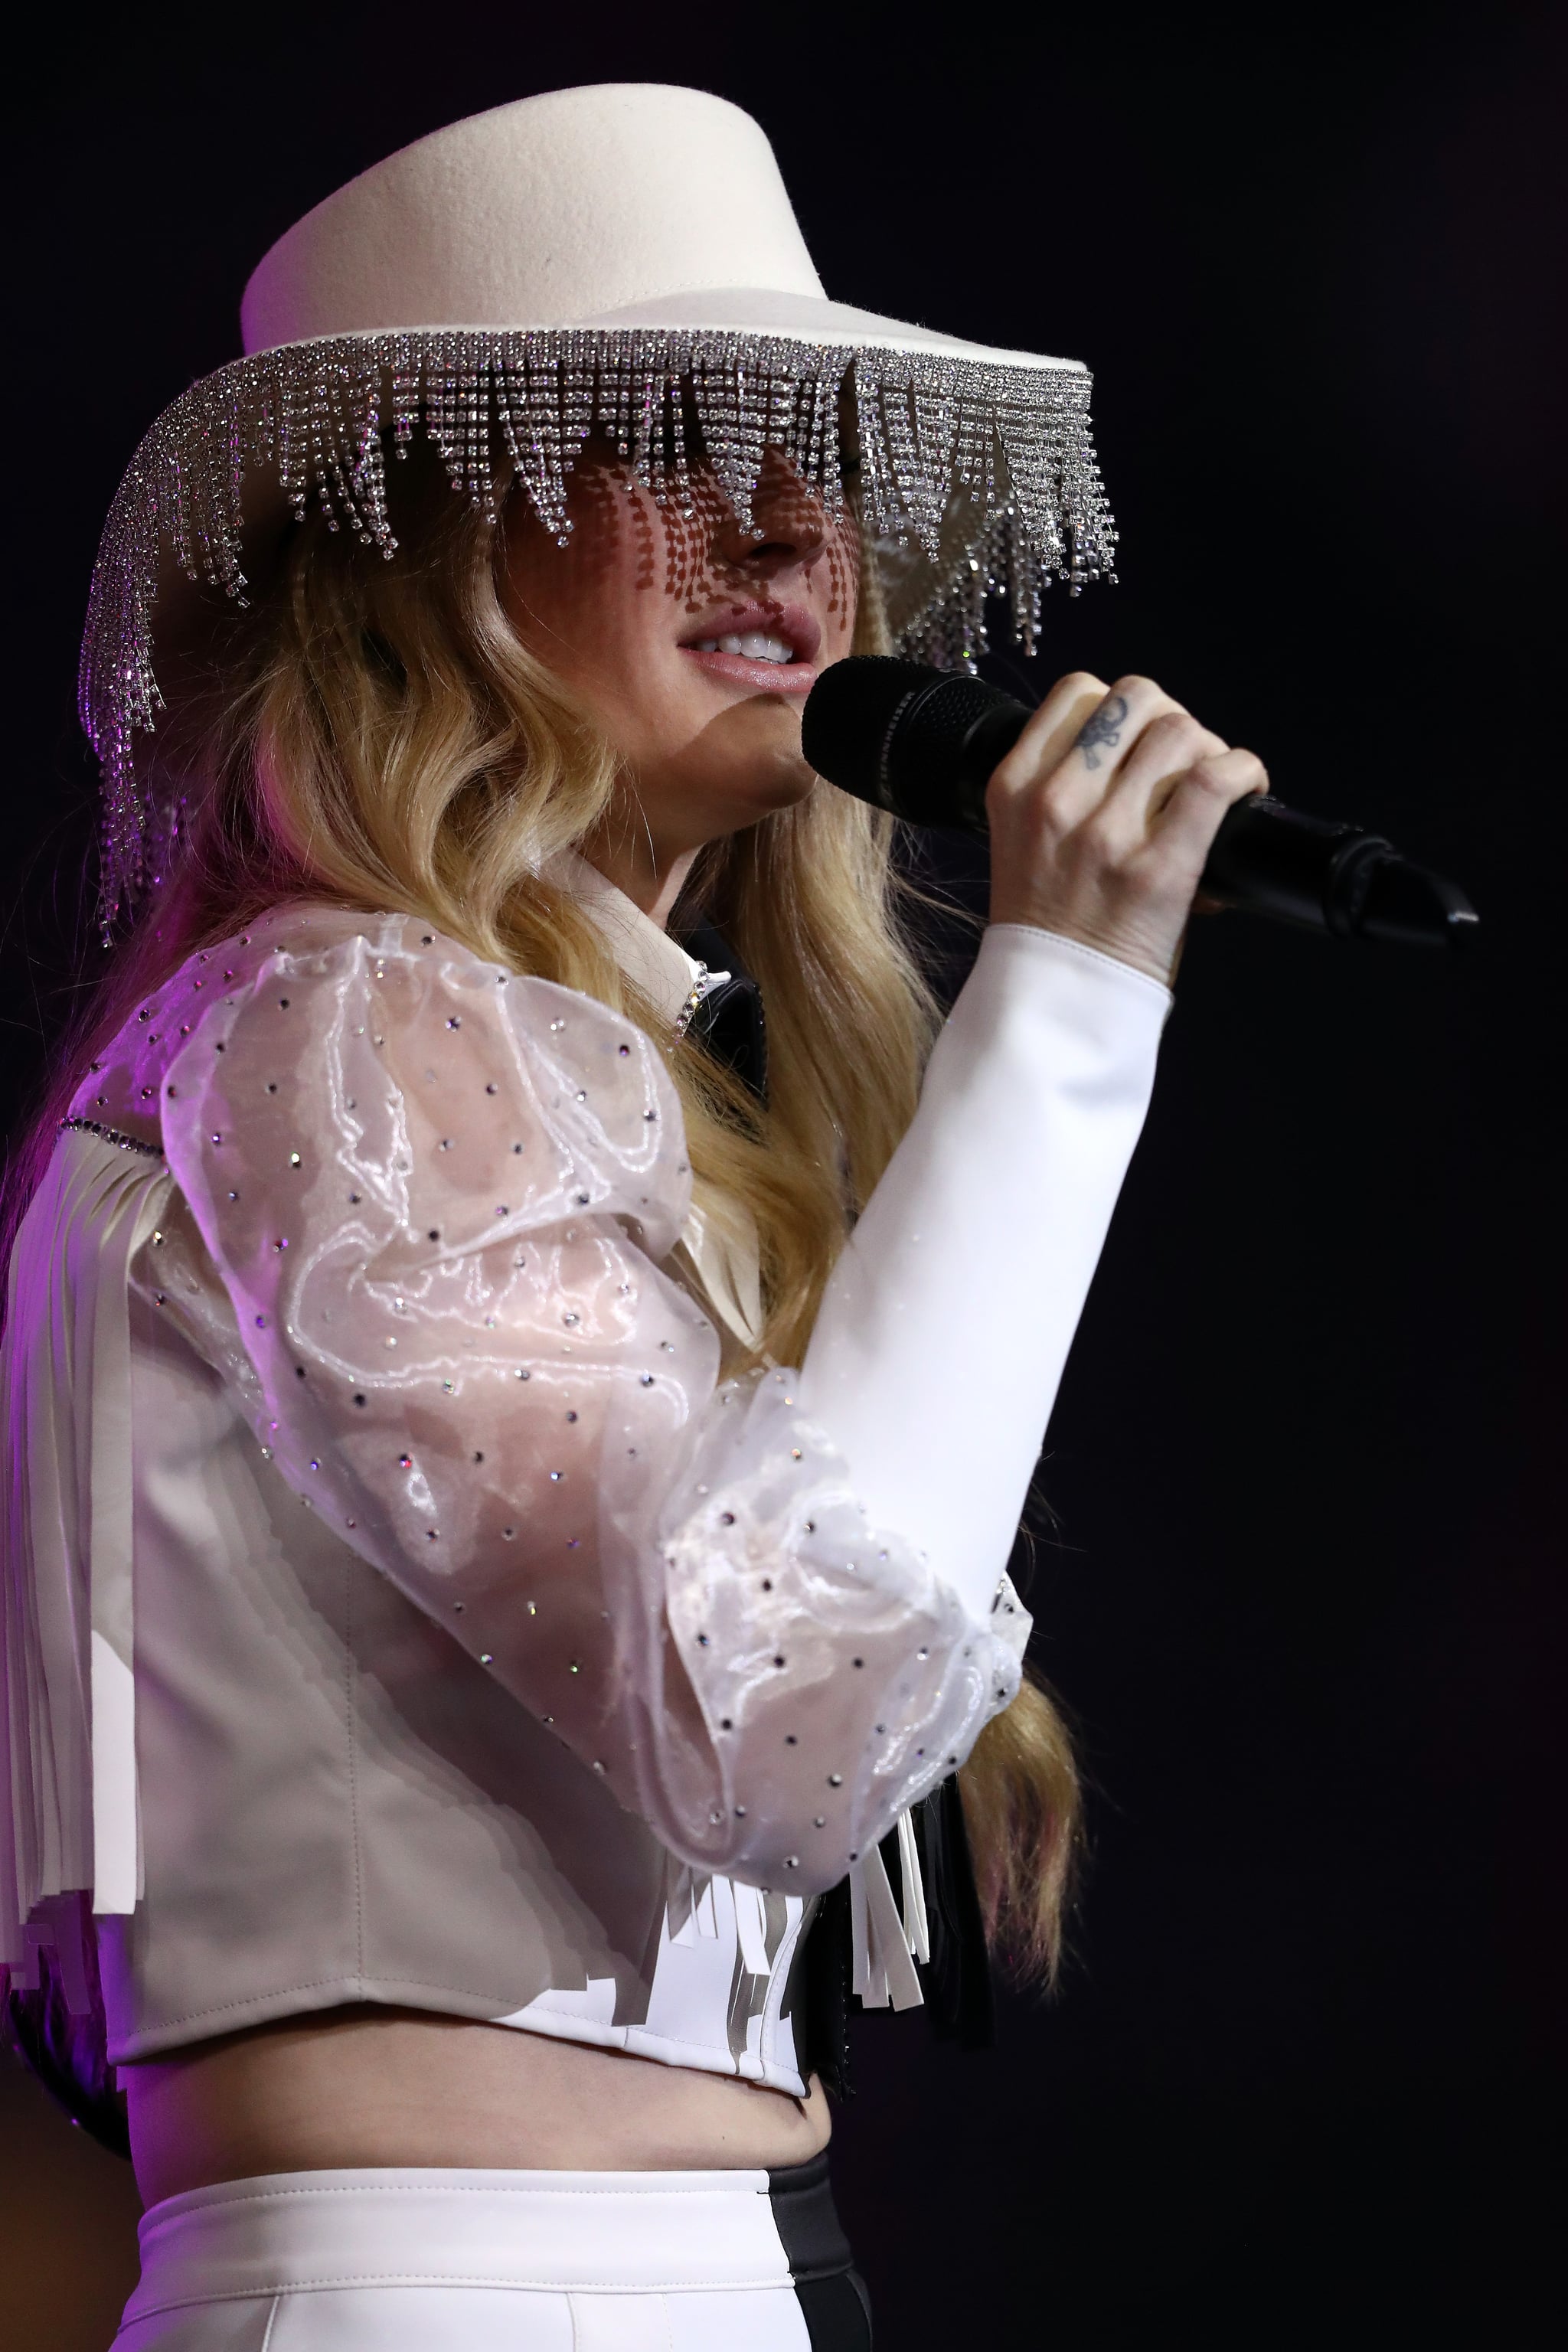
[113,2157,872,2350]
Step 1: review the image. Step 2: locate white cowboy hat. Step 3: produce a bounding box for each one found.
[80,83,1116,922]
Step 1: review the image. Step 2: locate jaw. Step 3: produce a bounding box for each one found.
[622,704,819,858]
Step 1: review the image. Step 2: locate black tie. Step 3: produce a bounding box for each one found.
[676,918,769,1104]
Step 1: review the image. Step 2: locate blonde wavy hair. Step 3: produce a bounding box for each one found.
[15,437,1080,1984]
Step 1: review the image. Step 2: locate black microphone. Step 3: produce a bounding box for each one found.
[802,657,1478,950]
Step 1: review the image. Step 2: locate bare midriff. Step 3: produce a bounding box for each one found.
[122,2007,831,2208]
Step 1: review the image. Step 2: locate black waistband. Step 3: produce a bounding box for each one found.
[766,2148,852,2283]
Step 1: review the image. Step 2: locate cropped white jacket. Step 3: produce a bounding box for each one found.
[0,869,1170,2096]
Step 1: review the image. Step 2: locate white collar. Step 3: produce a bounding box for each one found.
[549,850,759,1345]
[550,848,728,1029]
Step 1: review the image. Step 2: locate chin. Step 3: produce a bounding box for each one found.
[712,766,817,835]
[750,735,820,806]
[693,705,818,808]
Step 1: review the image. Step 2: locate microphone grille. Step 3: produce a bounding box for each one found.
[885,672,1016,812]
[800,658,937,801]
[802,657,1018,827]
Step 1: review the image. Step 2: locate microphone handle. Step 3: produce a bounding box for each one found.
[884,687,1476,950]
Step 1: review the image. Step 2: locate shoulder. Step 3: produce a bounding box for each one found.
[69,903,409,1139]
[72,900,678,1170]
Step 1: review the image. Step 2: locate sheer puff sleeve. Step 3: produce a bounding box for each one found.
[150,910,1016,1893]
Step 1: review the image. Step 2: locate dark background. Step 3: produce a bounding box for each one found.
[3,4,1563,2343]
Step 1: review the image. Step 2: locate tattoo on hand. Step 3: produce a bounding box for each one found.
[1073,694,1129,769]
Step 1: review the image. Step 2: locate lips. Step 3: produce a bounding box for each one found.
[678,601,822,695]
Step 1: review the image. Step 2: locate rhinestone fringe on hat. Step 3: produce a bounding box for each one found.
[79,328,1117,933]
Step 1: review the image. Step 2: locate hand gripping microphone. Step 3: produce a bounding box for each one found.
[802,658,1478,950]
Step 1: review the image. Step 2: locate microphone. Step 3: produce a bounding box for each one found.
[802,658,1478,950]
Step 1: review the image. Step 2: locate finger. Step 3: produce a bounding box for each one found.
[1098,709,1229,840]
[1149,747,1270,872]
[990,673,1187,832]
[1054,675,1200,831]
[986,670,1109,805]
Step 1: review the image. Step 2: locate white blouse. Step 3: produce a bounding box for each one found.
[0,875,1170,2094]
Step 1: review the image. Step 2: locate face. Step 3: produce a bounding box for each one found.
[499,436,861,883]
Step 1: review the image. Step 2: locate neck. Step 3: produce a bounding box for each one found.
[578,825,698,932]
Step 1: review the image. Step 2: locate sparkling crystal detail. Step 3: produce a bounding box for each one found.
[80,329,1115,937]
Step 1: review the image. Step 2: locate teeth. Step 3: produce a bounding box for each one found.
[691,632,794,663]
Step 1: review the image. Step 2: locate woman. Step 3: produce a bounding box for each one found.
[2,84,1264,2348]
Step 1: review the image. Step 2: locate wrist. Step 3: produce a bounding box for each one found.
[982,914,1178,999]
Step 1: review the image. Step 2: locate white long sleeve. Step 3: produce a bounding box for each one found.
[799,923,1172,1620]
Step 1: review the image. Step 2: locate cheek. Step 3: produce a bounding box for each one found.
[534,489,693,662]
[656,485,729,612]
[504,470,652,662]
[546,576,705,767]
[825,531,861,647]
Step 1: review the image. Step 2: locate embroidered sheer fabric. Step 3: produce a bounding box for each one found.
[73,903,1018,1898]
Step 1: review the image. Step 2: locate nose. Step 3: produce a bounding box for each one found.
[713,447,829,577]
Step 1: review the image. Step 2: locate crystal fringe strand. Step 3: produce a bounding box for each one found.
[79,329,1117,933]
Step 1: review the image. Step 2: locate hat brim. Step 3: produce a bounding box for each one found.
[573,284,1083,375]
